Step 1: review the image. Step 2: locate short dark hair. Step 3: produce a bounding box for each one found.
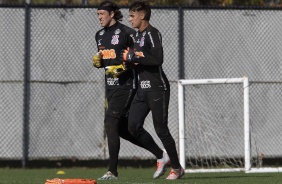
[98,0,123,21]
[129,1,151,21]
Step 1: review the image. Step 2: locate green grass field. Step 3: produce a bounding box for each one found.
[1,167,282,184]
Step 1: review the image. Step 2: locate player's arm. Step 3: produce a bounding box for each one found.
[92,51,103,68]
[122,30,163,66]
[123,28,138,68]
[92,32,104,68]
[132,47,163,66]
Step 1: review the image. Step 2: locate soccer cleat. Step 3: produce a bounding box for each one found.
[153,152,170,179]
[97,171,118,180]
[166,167,185,180]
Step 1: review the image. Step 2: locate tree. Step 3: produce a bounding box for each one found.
[0,0,24,4]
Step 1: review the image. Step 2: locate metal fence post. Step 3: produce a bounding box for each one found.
[22,1,31,169]
[178,6,184,79]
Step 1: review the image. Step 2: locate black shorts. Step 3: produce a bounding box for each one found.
[105,89,136,118]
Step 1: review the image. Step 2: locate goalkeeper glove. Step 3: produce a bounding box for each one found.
[105,64,126,78]
[122,48,135,62]
[92,52,103,68]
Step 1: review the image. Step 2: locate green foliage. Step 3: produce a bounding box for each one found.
[32,0,57,4]
[233,0,265,6]
[0,0,25,4]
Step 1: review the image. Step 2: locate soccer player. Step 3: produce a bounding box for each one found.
[122,1,185,180]
[92,0,168,180]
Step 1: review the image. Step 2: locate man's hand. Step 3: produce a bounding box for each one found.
[105,64,126,78]
[122,48,135,62]
[92,52,103,68]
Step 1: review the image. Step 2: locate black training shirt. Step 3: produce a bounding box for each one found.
[132,25,169,91]
[95,22,137,90]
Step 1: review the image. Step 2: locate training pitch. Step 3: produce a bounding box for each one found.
[1,167,282,184]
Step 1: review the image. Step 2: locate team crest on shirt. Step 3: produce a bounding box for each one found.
[111,35,119,45]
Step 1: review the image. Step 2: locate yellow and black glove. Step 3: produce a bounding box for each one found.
[105,64,126,78]
[92,52,103,68]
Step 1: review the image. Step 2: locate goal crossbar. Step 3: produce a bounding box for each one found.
[178,78,251,172]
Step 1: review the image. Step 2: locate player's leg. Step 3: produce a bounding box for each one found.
[98,89,125,180]
[128,91,163,158]
[99,89,142,179]
[128,92,163,158]
[99,115,120,180]
[118,116,145,149]
[128,91,169,178]
[118,89,146,148]
[148,90,184,180]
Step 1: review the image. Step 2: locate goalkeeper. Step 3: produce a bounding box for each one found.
[121,1,184,180]
[92,0,167,180]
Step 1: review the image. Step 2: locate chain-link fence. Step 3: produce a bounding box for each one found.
[1,5,282,167]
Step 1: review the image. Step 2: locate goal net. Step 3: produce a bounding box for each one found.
[178,78,281,173]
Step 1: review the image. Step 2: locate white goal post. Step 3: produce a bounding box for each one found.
[178,77,282,173]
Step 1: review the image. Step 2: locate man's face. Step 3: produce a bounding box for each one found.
[129,10,144,29]
[97,10,113,28]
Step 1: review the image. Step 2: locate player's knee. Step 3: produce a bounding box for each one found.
[155,128,170,139]
[128,123,137,137]
[104,115,119,133]
[128,122,144,138]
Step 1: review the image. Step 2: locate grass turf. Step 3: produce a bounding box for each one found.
[0,167,282,184]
